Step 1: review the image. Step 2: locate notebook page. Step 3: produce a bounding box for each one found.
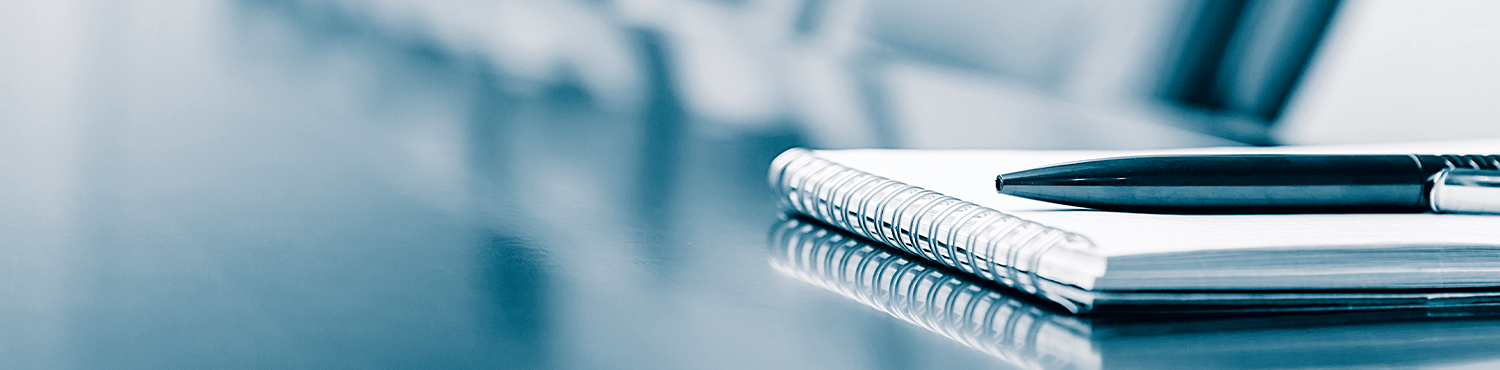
[814,140,1500,257]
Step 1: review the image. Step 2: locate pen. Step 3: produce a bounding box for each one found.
[996,154,1500,214]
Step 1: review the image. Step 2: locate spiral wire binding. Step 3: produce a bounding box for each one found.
[769,149,1099,307]
[767,218,1097,370]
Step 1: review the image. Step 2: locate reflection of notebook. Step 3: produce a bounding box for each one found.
[768,216,1500,369]
[768,141,1500,313]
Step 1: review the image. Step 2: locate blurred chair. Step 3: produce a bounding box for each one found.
[860,0,1340,146]
[249,0,1356,147]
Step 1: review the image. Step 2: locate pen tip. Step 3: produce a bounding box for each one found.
[995,175,1005,193]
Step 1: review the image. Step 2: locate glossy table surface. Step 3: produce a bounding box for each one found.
[4,1,1500,369]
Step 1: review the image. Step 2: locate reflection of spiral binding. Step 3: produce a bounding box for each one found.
[771,218,1500,369]
[769,148,1099,309]
[768,217,1099,370]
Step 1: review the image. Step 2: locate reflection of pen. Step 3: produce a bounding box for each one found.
[996,155,1500,214]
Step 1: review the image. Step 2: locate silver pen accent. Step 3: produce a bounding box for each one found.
[1430,169,1500,214]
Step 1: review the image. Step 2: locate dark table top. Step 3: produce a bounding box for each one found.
[5,1,1500,369]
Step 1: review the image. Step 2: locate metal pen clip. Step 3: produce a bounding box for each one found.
[1429,169,1500,214]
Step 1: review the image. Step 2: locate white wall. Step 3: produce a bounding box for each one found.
[1276,0,1500,145]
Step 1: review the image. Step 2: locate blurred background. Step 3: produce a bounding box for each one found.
[4,0,1500,368]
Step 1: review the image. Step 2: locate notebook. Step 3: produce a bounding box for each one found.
[768,216,1500,369]
[767,140,1500,313]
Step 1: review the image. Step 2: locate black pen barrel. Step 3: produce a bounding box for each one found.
[995,155,1467,214]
